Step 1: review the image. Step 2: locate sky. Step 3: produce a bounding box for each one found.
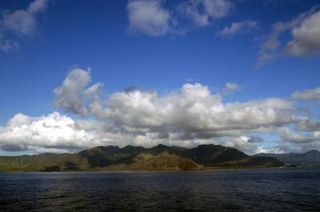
[0,0,320,155]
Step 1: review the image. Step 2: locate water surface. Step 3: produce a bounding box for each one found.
[0,168,319,211]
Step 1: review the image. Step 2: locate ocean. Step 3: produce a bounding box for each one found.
[0,168,319,211]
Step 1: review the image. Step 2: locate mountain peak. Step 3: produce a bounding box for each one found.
[155,144,168,148]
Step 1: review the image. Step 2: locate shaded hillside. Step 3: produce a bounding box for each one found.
[0,144,283,171]
[257,150,320,167]
[106,152,202,171]
[184,144,248,166]
[79,145,144,167]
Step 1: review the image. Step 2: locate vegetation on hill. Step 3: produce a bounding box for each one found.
[0,144,284,172]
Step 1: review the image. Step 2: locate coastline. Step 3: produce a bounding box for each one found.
[0,166,306,173]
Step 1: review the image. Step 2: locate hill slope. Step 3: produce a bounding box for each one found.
[0,144,283,171]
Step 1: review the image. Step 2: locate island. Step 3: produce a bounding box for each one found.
[0,144,284,172]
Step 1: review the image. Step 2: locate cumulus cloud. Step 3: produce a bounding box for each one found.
[267,86,320,146]
[275,114,320,146]
[56,70,295,136]
[286,10,320,56]
[0,0,48,52]
[127,0,175,36]
[0,111,265,154]
[54,68,103,115]
[2,69,320,154]
[218,20,259,36]
[258,7,320,65]
[41,69,302,154]
[0,112,100,153]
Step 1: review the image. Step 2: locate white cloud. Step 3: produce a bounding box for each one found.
[49,69,299,154]
[258,20,298,65]
[291,86,320,101]
[298,119,320,132]
[258,7,320,65]
[278,127,315,143]
[2,69,320,154]
[56,70,294,136]
[222,82,240,95]
[0,0,48,52]
[218,20,259,36]
[0,111,268,154]
[126,0,234,36]
[54,68,103,115]
[286,10,320,56]
[0,112,100,152]
[273,122,320,153]
[179,0,233,27]
[278,87,320,145]
[127,0,174,36]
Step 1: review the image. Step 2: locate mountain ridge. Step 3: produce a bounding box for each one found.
[0,144,283,172]
[256,150,320,167]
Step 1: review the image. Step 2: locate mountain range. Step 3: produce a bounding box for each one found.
[0,144,283,172]
[257,150,320,167]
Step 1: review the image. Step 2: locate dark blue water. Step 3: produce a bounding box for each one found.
[0,168,319,211]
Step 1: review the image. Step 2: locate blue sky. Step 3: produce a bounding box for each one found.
[0,0,320,155]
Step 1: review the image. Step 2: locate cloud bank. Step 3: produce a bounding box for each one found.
[0,112,97,153]
[1,68,320,154]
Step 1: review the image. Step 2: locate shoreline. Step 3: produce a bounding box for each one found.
[0,166,314,174]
